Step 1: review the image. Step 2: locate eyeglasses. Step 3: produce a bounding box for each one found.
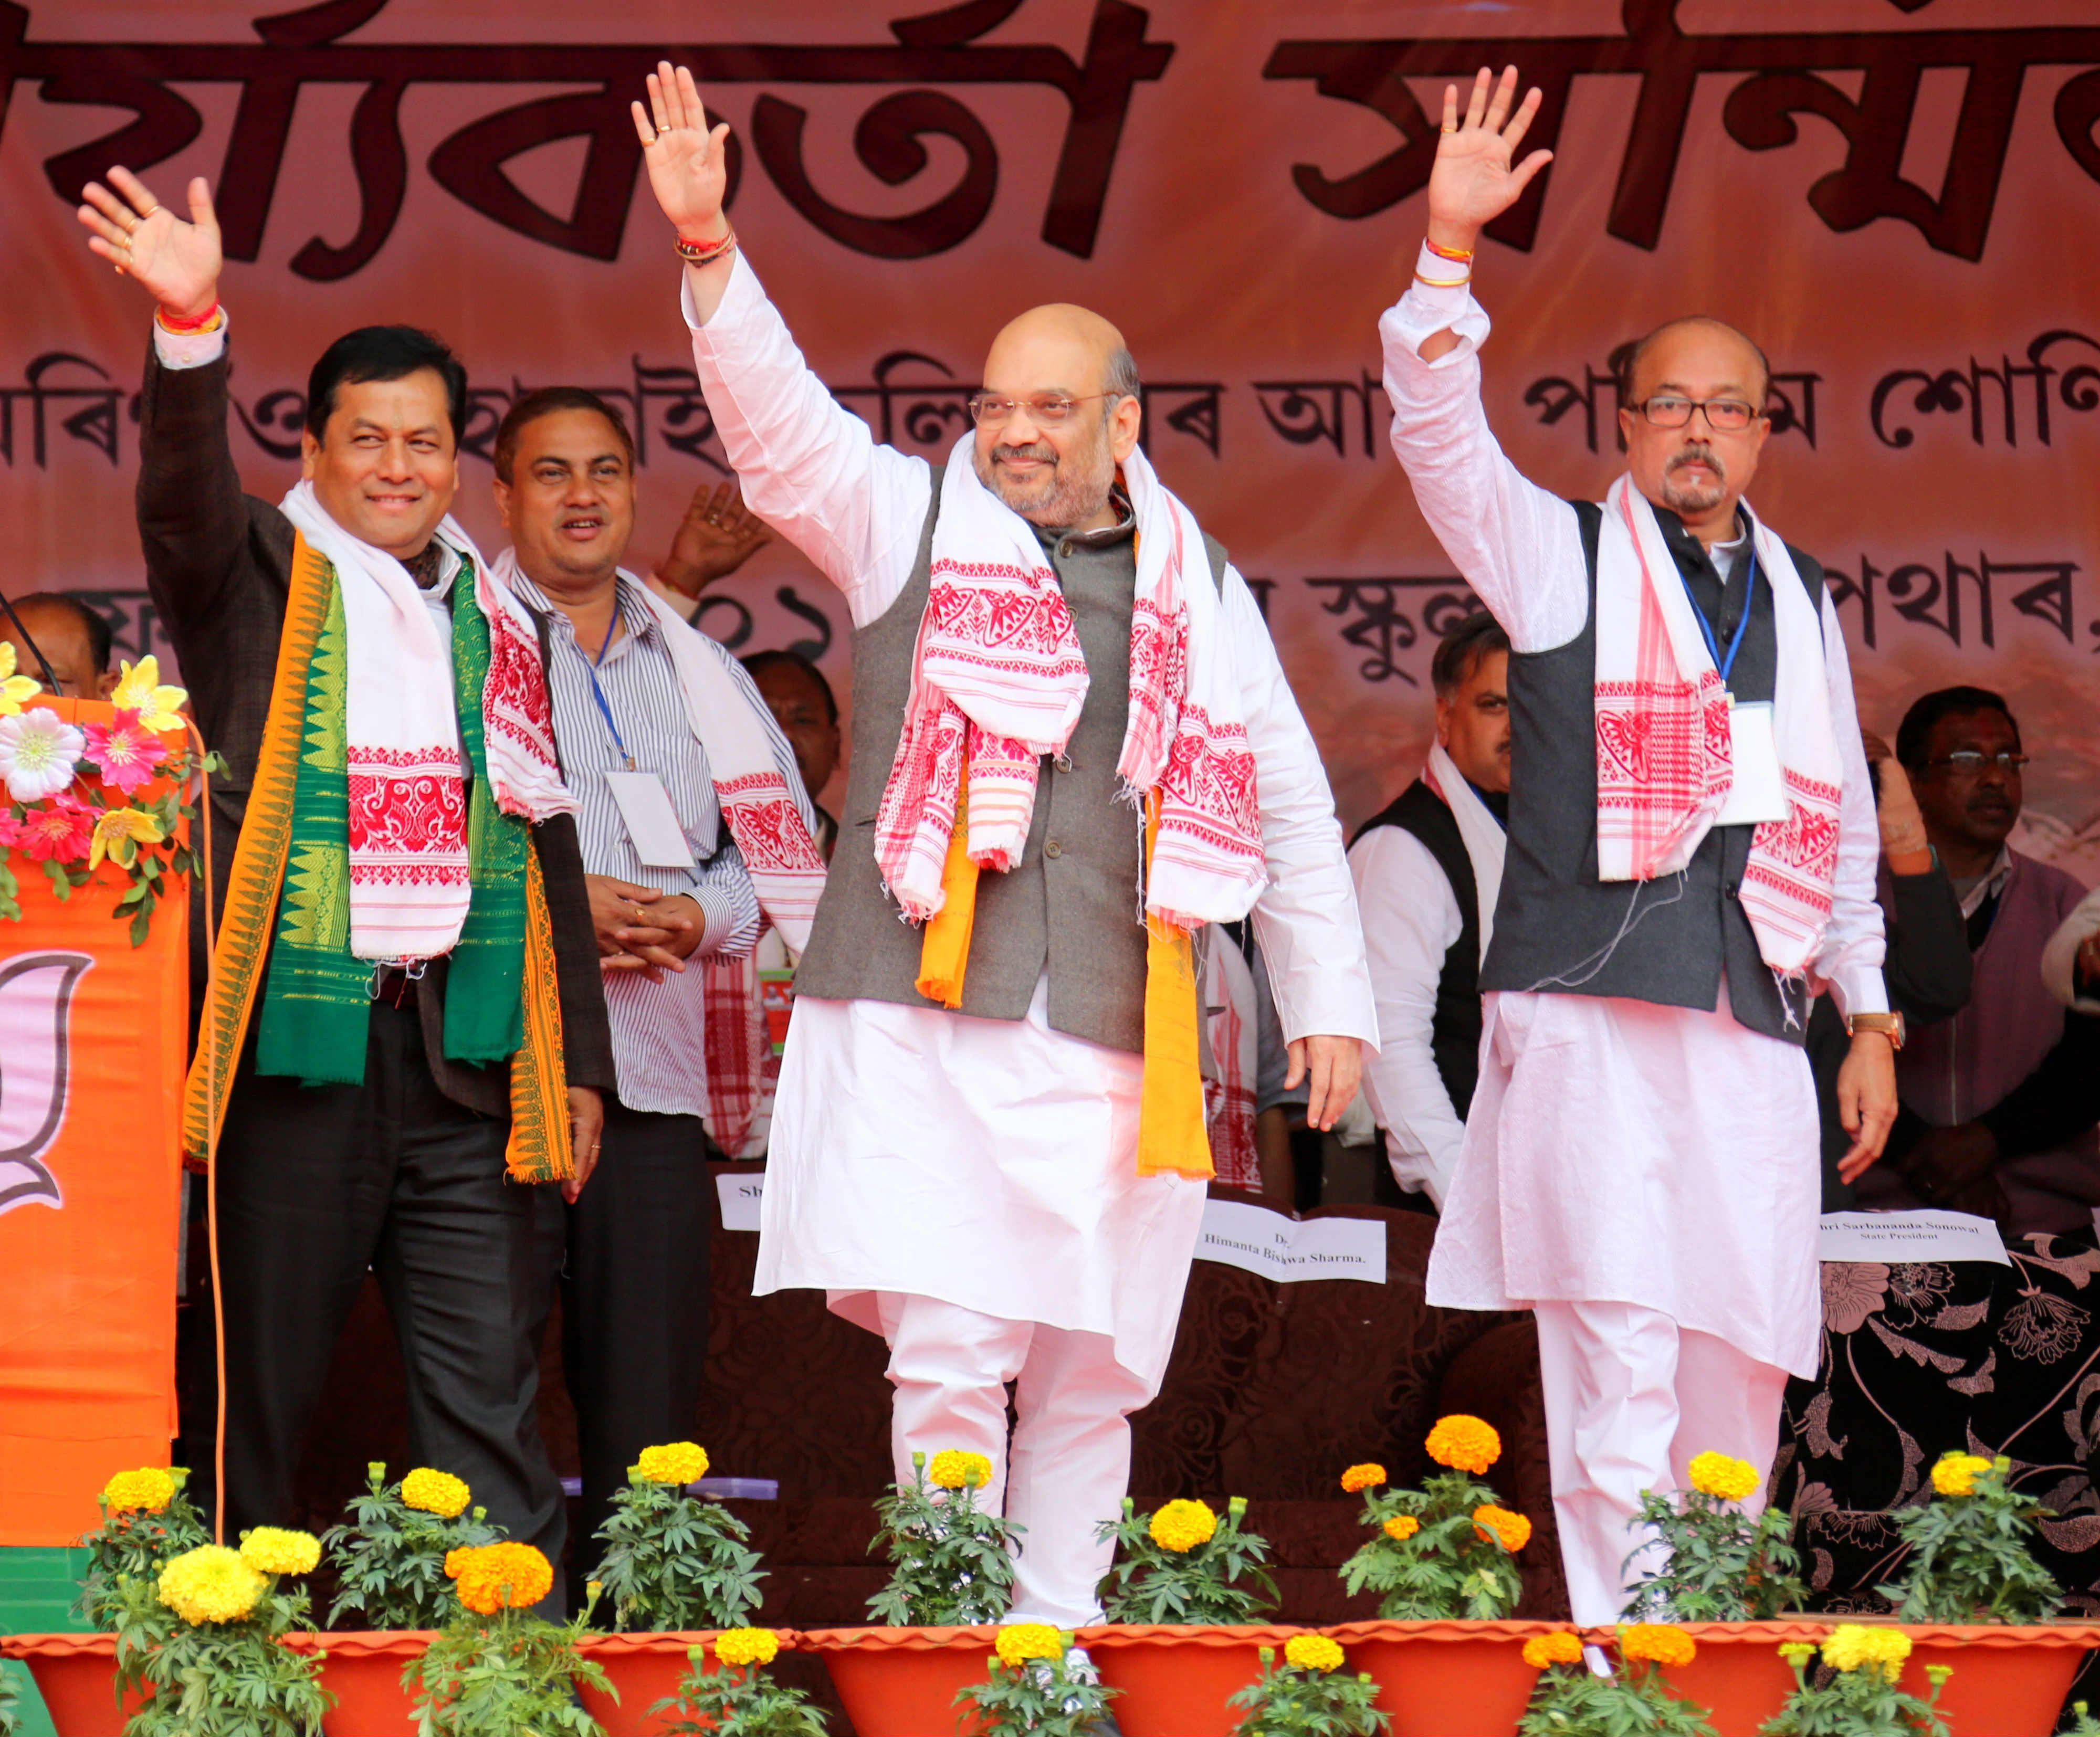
[1920,751,2030,774]
[967,392,1120,428]
[1635,394,1763,433]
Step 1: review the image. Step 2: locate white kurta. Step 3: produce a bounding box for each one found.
[685,255,1379,1383]
[1379,272,1889,1383]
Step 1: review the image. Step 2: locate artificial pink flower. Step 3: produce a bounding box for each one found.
[81,709,162,795]
[0,708,83,803]
[13,793,94,864]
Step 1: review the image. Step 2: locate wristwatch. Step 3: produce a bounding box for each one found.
[1845,1010,1906,1051]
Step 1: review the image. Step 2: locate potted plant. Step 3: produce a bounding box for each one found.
[110,1528,334,1735]
[406,1543,610,1736]
[954,1624,1116,1737]
[1322,1423,1561,1737]
[1080,1497,1299,1737]
[1757,1629,1949,1736]
[1225,1636,1388,1737]
[654,1627,826,1735]
[1518,1624,1716,1736]
[576,1441,771,1734]
[801,1450,1021,1737]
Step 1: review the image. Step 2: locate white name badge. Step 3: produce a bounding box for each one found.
[1715,701,1789,826]
[603,770,698,870]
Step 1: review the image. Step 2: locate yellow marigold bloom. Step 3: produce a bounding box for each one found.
[1340,1463,1386,1493]
[1284,1635,1345,1673]
[1522,1632,1584,1670]
[634,1442,709,1487]
[87,805,165,872]
[0,643,42,717]
[1425,1415,1502,1476]
[1687,1451,1760,1504]
[103,1467,176,1514]
[1472,1504,1532,1553]
[929,1449,994,1490]
[238,1528,320,1576]
[1931,1452,1994,1498]
[1148,1498,1219,1553]
[1382,1515,1421,1543]
[1821,1624,1911,1680]
[401,1468,471,1519]
[995,1624,1065,1667]
[110,657,188,734]
[158,1545,266,1625]
[1778,1641,1819,1668]
[449,1542,554,1615]
[1620,1625,1696,1669]
[715,1628,781,1669]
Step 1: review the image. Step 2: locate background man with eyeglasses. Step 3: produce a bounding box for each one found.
[1854,686,2099,1235]
[1379,68,1898,1629]
[631,64,1375,1640]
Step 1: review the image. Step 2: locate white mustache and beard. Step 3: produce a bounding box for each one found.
[1661,440,1727,516]
[974,416,1116,528]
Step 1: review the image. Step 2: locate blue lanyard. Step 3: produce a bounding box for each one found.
[584,606,636,770]
[1684,546,1757,690]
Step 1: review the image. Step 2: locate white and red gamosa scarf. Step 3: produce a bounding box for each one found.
[875,435,1266,930]
[1593,475,1843,974]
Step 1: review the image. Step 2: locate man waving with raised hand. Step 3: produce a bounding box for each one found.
[1380,68,1898,1628]
[631,64,1376,1639]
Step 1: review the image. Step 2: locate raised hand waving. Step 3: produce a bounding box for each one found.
[632,62,732,241]
[1425,66,1553,256]
[76,167,223,322]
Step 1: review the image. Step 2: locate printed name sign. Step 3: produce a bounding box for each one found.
[1195,1200,1387,1285]
[717,1171,765,1233]
[1819,1211,2011,1267]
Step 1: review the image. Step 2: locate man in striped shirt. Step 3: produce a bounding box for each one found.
[490,386,811,1590]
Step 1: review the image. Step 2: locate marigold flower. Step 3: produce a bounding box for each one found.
[1687,1451,1760,1504]
[1778,1641,1819,1668]
[1425,1414,1501,1475]
[715,1628,781,1669]
[1148,1498,1219,1553]
[1821,1624,1910,1680]
[158,1545,266,1625]
[1472,1504,1531,1553]
[110,657,189,734]
[634,1442,709,1487]
[0,709,84,804]
[87,805,165,872]
[238,1528,320,1576]
[929,1449,994,1490]
[401,1468,471,1519]
[103,1467,176,1514]
[0,643,42,717]
[1522,1632,1584,1670]
[1284,1634,1345,1672]
[1340,1463,1386,1493]
[448,1542,554,1614]
[1930,1452,1994,1498]
[995,1624,1065,1667]
[1620,1625,1696,1669]
[1382,1515,1420,1543]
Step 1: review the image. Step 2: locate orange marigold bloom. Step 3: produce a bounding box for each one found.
[1339,1463,1386,1493]
[1522,1631,1584,1670]
[1382,1515,1421,1543]
[1425,1415,1502,1475]
[1620,1624,1696,1669]
[1472,1504,1532,1553]
[448,1542,554,1615]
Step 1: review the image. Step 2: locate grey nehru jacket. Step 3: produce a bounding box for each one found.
[794,489,1225,1055]
[1480,501,1829,1045]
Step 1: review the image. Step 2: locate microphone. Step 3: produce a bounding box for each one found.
[0,586,63,694]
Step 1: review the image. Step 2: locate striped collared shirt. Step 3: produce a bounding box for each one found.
[509,567,798,1121]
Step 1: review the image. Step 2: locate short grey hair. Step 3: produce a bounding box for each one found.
[1105,345,1141,404]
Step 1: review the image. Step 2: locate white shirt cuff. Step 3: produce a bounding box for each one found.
[152,311,229,371]
[1383,243,1491,367]
[1826,967,1889,1022]
[679,248,762,335]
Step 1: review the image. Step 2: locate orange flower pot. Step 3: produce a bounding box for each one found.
[282,1630,433,1735]
[575,1631,794,1736]
[1073,1625,1309,1737]
[1321,1619,1574,1737]
[1642,1621,1833,1737]
[799,1626,1004,1737]
[1895,1623,2100,1737]
[1,1634,140,1737]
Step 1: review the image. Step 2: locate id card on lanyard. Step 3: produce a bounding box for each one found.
[1687,548,1788,826]
[589,606,699,870]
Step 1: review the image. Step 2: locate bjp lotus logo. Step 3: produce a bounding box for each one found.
[0,951,94,1215]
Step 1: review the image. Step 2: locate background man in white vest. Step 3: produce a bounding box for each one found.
[633,64,1377,1631]
[1380,68,1899,1627]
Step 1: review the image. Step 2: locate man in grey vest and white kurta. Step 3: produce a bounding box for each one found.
[634,66,1377,1628]
[1381,70,1902,1628]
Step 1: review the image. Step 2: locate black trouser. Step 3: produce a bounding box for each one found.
[545,1099,713,1592]
[213,1002,565,1591]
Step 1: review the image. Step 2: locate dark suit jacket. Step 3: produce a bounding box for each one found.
[136,340,616,1114]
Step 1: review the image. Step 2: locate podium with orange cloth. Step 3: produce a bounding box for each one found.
[0,686,196,1545]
